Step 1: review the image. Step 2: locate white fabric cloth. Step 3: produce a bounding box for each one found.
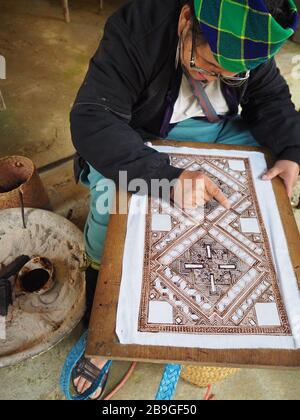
[116,146,300,350]
[170,74,229,124]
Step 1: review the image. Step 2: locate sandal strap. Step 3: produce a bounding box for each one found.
[60,331,112,401]
[75,357,102,384]
[89,369,110,401]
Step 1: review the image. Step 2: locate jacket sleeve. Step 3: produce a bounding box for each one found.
[70,17,182,188]
[241,58,300,165]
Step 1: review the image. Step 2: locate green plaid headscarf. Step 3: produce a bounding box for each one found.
[194,0,299,73]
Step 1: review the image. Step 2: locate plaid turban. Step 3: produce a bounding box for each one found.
[194,0,299,73]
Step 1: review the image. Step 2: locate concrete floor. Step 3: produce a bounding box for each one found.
[0,0,300,400]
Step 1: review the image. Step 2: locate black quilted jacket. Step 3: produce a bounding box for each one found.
[71,0,300,186]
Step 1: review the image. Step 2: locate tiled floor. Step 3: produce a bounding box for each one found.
[0,0,300,400]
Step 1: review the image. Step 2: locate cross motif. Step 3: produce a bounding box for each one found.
[185,245,237,296]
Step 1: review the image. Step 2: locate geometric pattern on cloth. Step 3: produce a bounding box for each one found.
[194,0,299,72]
[138,154,292,336]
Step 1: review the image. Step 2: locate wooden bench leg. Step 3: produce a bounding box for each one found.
[62,0,70,23]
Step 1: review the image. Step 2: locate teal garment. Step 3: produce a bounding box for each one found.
[79,168,115,264]
[80,117,259,264]
[166,116,259,146]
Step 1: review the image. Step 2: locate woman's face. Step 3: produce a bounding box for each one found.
[178,5,237,82]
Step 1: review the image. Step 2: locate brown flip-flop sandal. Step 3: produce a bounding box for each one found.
[72,356,111,400]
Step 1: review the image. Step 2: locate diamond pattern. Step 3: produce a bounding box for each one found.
[139,155,291,335]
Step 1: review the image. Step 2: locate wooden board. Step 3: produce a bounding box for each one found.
[86,141,300,368]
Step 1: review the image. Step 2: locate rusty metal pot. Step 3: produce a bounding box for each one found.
[0,156,51,210]
[16,257,55,295]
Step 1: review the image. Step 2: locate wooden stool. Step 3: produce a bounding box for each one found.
[62,0,104,23]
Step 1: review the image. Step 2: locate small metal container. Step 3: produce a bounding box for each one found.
[0,156,51,210]
[16,257,55,295]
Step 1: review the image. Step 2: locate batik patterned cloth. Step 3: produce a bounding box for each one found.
[116,146,300,350]
[194,0,299,73]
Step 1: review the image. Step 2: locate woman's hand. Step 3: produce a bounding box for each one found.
[262,160,299,198]
[172,170,231,210]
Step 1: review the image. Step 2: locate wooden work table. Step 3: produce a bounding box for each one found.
[87,141,300,368]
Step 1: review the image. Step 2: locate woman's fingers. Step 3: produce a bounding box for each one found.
[205,178,231,209]
[262,167,281,181]
[174,170,230,209]
[204,191,213,203]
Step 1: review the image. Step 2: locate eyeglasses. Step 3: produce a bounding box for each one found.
[189,27,250,87]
